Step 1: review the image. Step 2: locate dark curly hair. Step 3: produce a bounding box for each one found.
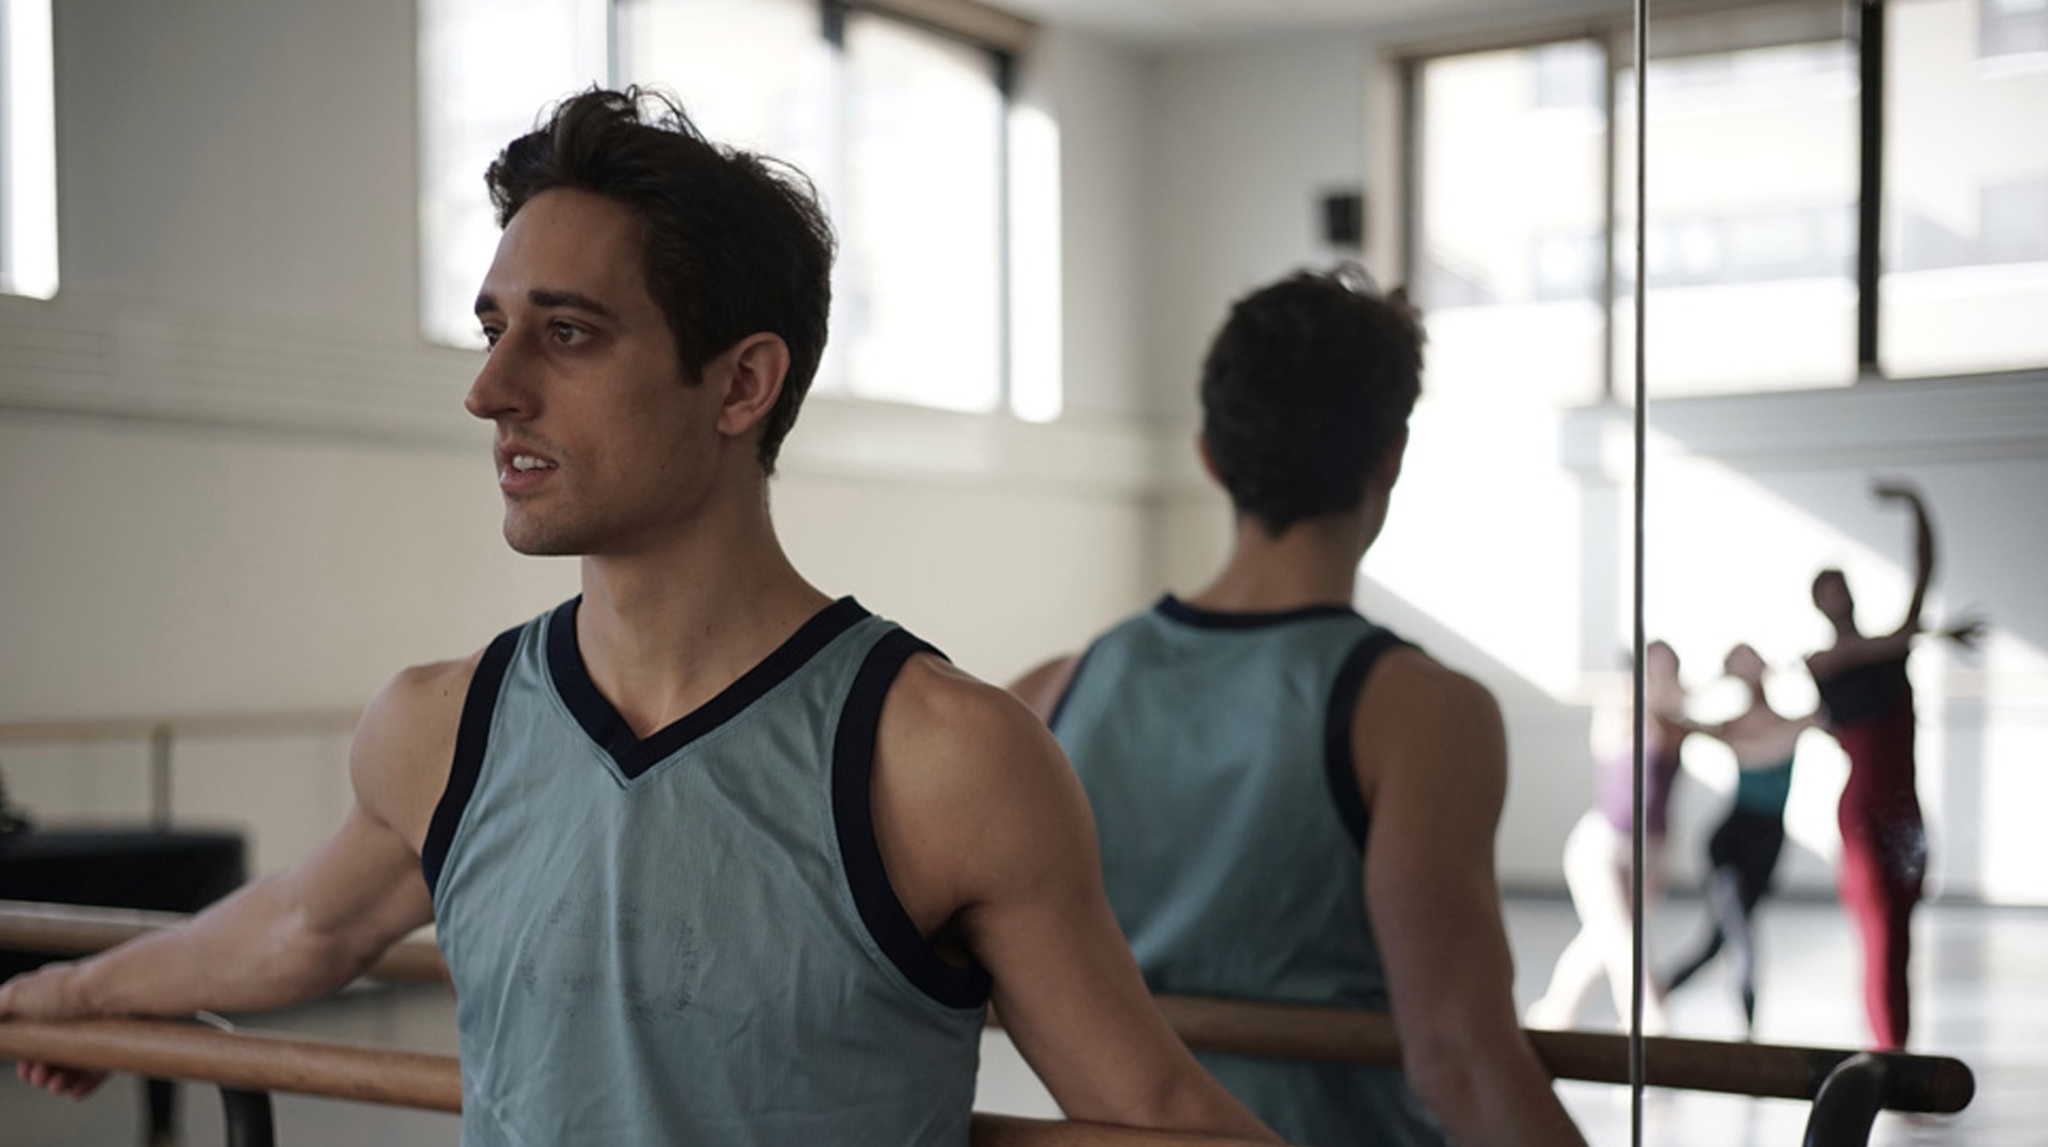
[484,86,836,474]
[1199,267,1423,535]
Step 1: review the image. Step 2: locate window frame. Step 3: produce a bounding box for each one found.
[1394,0,2042,400]
[418,0,1031,418]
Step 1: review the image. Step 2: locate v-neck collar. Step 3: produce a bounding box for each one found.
[547,595,870,779]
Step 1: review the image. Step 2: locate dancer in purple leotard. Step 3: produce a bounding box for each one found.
[1527,641,1688,1034]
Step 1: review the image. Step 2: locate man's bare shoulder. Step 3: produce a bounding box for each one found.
[888,652,1061,768]
[873,653,1089,916]
[351,650,486,852]
[1007,653,1081,723]
[1361,645,1503,727]
[1354,645,1506,797]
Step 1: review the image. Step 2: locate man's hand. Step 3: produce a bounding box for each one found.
[0,962,111,1098]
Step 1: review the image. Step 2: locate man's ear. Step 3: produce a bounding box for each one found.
[1196,431,1221,484]
[1375,427,1409,491]
[713,333,790,441]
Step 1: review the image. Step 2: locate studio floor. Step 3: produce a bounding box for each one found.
[3,896,2042,1146]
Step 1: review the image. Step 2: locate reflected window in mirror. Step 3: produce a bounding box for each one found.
[1402,0,2048,401]
[1883,0,2048,377]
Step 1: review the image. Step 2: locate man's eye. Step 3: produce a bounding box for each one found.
[550,322,587,346]
[479,326,502,351]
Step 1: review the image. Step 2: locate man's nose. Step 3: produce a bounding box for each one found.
[464,336,534,422]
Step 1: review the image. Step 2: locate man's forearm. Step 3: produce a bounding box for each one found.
[1408,1035,1588,1147]
[2,876,366,1021]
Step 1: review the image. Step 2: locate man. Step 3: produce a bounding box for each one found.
[1012,269,1585,1147]
[0,89,1275,1147]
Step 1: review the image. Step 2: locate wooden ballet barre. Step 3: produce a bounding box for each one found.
[0,900,450,985]
[1147,995,1974,1115]
[0,707,363,745]
[0,1017,461,1112]
[0,902,1976,1114]
[0,1018,1272,1147]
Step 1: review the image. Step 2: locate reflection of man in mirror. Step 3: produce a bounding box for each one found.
[1012,268,1586,1147]
[1806,480,1983,1050]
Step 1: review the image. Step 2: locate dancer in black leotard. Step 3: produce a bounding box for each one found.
[1661,643,1818,1036]
[1807,481,1981,1050]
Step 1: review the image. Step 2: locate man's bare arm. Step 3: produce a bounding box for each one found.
[0,656,471,1093]
[875,657,1277,1142]
[1355,650,1588,1147]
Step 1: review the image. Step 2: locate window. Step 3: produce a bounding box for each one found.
[425,0,1028,417]
[1411,41,1608,407]
[418,0,610,348]
[1884,0,2048,376]
[1613,38,1860,395]
[1404,0,2048,398]
[0,0,57,300]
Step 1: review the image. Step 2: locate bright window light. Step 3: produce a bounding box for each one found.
[1007,99,1062,423]
[833,12,1004,412]
[418,0,609,348]
[1,0,58,300]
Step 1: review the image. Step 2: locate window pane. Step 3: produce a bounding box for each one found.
[834,14,1003,411]
[419,0,608,347]
[615,0,836,187]
[1882,0,2048,377]
[1417,42,1607,407]
[1614,40,1860,397]
[1,0,57,300]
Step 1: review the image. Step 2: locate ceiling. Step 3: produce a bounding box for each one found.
[994,0,1569,45]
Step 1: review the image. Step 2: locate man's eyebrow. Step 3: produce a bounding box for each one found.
[472,289,618,319]
[528,289,617,319]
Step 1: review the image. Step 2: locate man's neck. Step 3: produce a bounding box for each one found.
[1184,513,1372,615]
[573,499,831,740]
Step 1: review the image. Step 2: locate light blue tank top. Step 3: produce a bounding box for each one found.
[422,598,988,1147]
[1051,596,1448,1147]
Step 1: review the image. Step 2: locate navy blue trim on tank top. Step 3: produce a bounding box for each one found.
[1155,594,1359,630]
[832,628,994,1009]
[422,624,524,896]
[1322,629,1411,853]
[548,596,870,780]
[1044,640,1102,733]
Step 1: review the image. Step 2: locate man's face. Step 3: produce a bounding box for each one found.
[464,188,724,557]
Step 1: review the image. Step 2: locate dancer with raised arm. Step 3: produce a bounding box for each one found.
[1807,481,1981,1050]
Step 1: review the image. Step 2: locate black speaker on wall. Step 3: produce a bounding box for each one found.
[1320,189,1364,249]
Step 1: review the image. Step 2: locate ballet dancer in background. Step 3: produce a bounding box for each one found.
[1526,641,1689,1035]
[1660,643,1818,1037]
[1806,480,1981,1050]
